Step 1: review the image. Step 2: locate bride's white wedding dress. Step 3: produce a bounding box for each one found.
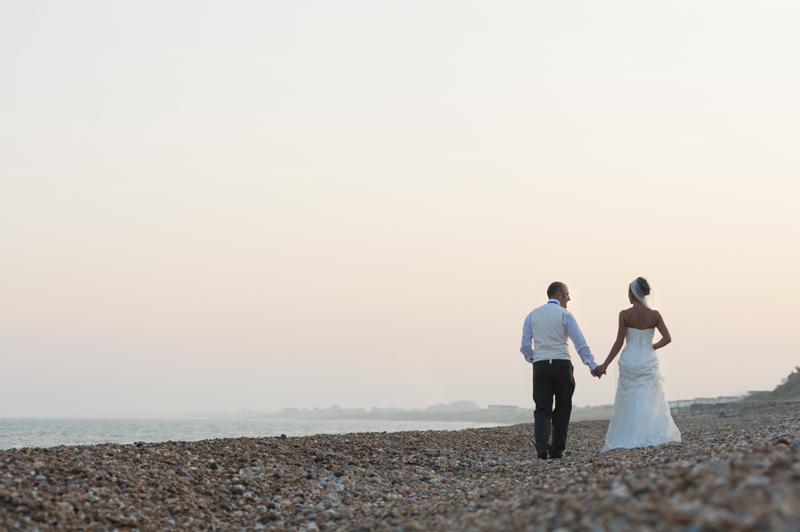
[602,327,681,451]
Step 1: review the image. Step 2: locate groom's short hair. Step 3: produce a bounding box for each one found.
[547,282,566,299]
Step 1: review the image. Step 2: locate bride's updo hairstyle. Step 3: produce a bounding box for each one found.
[630,277,652,308]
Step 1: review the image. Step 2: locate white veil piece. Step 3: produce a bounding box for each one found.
[630,277,653,309]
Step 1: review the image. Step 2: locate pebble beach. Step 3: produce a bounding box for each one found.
[2,405,800,532]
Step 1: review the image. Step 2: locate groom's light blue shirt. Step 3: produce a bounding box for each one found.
[520,299,598,369]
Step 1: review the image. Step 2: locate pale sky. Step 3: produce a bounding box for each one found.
[2,1,799,417]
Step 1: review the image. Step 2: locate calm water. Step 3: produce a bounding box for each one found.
[0,418,502,450]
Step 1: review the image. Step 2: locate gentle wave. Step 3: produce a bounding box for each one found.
[0,418,503,450]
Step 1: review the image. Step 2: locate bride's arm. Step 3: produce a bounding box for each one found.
[597,312,626,374]
[652,311,672,350]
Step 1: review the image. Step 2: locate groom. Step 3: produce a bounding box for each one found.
[520,282,602,459]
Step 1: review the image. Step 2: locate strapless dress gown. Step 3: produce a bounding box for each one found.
[602,327,681,451]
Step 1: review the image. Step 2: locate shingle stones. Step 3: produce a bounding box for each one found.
[1,405,800,531]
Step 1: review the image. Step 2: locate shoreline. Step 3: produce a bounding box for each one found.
[2,405,798,531]
[0,410,615,451]
[0,419,504,452]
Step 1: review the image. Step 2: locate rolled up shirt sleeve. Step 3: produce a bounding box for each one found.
[520,312,535,363]
[562,310,598,370]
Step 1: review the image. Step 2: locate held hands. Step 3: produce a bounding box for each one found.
[591,364,607,379]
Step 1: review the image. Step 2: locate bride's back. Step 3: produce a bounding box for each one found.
[622,305,660,330]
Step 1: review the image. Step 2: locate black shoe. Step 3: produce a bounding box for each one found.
[537,450,548,460]
[549,451,563,459]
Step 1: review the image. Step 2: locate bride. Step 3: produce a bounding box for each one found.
[595,277,681,451]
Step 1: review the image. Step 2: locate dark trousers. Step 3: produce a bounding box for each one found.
[532,359,575,454]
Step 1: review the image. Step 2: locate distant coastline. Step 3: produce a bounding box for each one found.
[185,401,616,424]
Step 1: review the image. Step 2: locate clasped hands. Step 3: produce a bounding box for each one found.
[591,364,607,379]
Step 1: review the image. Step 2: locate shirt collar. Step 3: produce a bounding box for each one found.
[547,299,560,305]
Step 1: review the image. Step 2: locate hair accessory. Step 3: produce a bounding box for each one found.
[630,278,651,308]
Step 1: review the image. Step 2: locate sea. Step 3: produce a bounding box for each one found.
[0,418,502,450]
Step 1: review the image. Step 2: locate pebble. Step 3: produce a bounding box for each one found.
[2,405,800,531]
